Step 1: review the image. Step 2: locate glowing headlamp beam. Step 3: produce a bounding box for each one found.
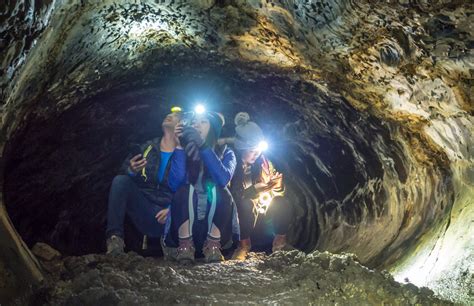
[195,104,206,115]
[257,141,269,152]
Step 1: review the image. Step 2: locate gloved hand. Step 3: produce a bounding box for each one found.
[179,127,204,148]
[185,141,200,161]
[180,127,205,161]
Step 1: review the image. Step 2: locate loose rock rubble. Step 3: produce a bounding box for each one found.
[29,250,449,305]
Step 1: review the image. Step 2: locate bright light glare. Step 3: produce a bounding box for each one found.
[171,106,182,113]
[259,192,273,207]
[195,104,206,114]
[257,141,269,152]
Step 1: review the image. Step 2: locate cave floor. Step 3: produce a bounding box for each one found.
[30,250,449,305]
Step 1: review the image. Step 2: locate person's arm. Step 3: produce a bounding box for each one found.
[168,148,187,192]
[269,161,285,196]
[200,147,236,187]
[119,153,136,176]
[242,185,259,200]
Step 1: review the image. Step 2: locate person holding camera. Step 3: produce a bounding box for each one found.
[105,111,181,255]
[164,109,237,264]
[228,113,293,261]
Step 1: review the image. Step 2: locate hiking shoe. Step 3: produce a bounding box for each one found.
[106,235,125,256]
[203,238,224,263]
[272,234,293,253]
[161,237,178,261]
[177,238,195,265]
[231,238,251,261]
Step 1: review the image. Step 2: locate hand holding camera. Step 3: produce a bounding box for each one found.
[181,127,204,161]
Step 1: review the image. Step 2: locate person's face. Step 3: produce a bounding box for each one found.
[192,114,210,139]
[242,149,261,165]
[162,112,181,129]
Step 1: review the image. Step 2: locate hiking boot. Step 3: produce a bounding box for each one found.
[203,238,224,263]
[176,238,195,264]
[106,235,125,256]
[272,234,293,253]
[161,237,178,261]
[232,238,251,261]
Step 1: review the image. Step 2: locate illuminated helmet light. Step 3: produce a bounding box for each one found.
[195,104,206,115]
[257,141,269,152]
[171,106,182,113]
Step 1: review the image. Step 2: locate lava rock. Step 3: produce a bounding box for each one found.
[32,242,61,261]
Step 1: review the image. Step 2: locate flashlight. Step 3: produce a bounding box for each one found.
[257,191,273,214]
[259,192,273,207]
[257,141,269,152]
[195,104,206,115]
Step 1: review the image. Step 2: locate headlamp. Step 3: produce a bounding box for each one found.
[195,104,206,115]
[171,106,182,113]
[257,141,269,152]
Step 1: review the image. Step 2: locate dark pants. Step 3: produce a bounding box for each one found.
[166,184,233,249]
[236,196,292,240]
[106,175,166,239]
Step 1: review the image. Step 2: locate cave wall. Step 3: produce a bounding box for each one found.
[0,0,472,302]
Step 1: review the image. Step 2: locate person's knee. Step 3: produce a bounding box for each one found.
[170,185,191,218]
[271,196,289,209]
[237,198,254,213]
[268,196,292,217]
[111,175,134,190]
[216,189,233,214]
[172,185,190,203]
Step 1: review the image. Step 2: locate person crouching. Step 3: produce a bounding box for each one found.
[229,112,293,260]
[164,110,236,264]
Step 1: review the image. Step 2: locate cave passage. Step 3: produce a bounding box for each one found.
[1,0,472,304]
[4,57,448,271]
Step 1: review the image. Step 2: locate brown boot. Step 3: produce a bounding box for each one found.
[232,238,251,261]
[272,234,291,253]
[203,237,224,263]
[177,237,195,264]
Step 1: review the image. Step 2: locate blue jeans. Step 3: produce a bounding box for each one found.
[106,175,166,239]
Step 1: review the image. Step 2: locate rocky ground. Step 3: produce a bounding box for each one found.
[19,244,450,305]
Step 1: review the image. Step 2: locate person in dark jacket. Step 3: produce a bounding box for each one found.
[165,110,236,263]
[106,111,181,255]
[228,112,293,260]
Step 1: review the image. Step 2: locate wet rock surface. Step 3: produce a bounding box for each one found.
[34,251,448,305]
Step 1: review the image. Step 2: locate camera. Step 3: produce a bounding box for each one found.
[180,111,195,127]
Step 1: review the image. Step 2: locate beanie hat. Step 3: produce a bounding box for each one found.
[206,111,225,139]
[234,112,264,151]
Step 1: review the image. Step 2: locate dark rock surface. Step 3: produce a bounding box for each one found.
[31,251,448,305]
[0,0,472,304]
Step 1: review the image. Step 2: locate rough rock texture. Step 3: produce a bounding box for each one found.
[0,0,472,304]
[0,0,56,101]
[27,251,448,305]
[31,242,61,261]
